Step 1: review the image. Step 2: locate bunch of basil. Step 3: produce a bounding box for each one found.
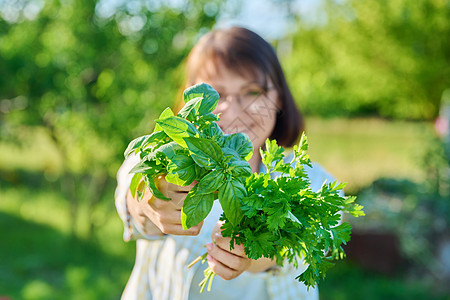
[124,83,253,229]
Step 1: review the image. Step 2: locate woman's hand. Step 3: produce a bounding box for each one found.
[126,175,203,236]
[205,221,251,280]
[206,221,278,279]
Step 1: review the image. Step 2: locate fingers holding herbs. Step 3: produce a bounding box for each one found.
[206,231,251,280]
[147,199,203,236]
[155,175,196,209]
[128,176,203,236]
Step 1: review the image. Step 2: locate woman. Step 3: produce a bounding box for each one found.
[115,26,337,299]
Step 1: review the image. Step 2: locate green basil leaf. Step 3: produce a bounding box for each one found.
[143,131,168,148]
[195,164,208,179]
[197,169,225,194]
[202,122,225,146]
[198,112,220,123]
[156,116,199,148]
[124,135,148,158]
[177,96,202,121]
[222,147,241,161]
[166,153,197,186]
[218,178,246,226]
[167,152,195,171]
[156,141,182,160]
[165,172,192,186]
[183,82,219,114]
[130,173,143,198]
[181,185,215,229]
[144,176,171,201]
[228,159,252,178]
[184,137,223,169]
[223,133,253,161]
[126,131,168,157]
[154,107,174,131]
[129,160,158,174]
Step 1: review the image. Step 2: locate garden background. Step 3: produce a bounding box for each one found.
[0,0,449,299]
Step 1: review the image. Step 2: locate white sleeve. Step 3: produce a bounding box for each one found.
[265,265,319,300]
[114,154,167,241]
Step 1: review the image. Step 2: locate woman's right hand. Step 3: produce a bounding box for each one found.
[126,175,203,236]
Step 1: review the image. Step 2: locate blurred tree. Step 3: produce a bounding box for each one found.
[284,0,450,120]
[0,0,229,238]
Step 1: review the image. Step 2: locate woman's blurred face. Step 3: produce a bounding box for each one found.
[195,65,280,152]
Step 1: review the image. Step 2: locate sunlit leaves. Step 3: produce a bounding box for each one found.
[197,170,225,194]
[156,116,199,148]
[181,185,215,230]
[184,137,223,169]
[125,83,252,232]
[221,135,364,288]
[166,153,197,186]
[223,133,253,161]
[218,178,246,226]
[124,82,364,291]
[183,82,220,109]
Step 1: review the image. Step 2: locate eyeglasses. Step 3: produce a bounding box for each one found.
[217,86,274,109]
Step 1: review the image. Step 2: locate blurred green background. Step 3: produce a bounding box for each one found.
[0,0,449,299]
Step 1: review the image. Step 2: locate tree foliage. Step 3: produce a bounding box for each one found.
[284,0,450,120]
[0,0,224,237]
[1,0,222,173]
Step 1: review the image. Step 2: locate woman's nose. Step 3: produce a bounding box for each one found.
[215,94,241,111]
[214,97,242,125]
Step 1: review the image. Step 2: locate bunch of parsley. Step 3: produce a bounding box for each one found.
[124,83,364,292]
[220,137,365,289]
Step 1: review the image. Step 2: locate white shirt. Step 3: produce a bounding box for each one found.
[115,154,339,300]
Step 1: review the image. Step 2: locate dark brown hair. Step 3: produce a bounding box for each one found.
[184,26,304,147]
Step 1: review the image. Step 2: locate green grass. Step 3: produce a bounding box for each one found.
[0,185,135,300]
[305,117,432,193]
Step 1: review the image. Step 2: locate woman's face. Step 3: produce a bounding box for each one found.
[195,66,280,151]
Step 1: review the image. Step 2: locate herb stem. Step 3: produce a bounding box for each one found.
[187,252,208,269]
[199,266,216,293]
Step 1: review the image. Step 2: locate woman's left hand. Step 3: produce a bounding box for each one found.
[206,221,251,280]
